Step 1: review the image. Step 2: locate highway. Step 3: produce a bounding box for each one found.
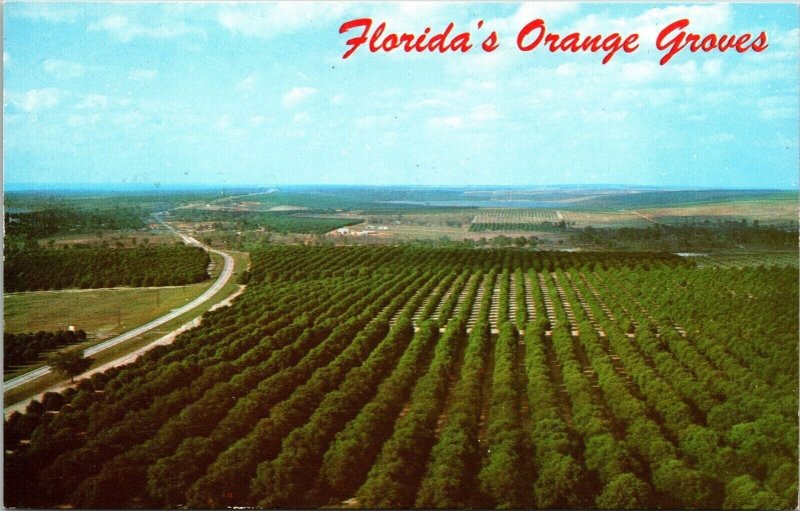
[4,217,234,392]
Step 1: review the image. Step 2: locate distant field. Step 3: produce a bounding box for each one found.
[4,283,211,341]
[646,199,798,224]
[696,251,799,268]
[465,200,797,232]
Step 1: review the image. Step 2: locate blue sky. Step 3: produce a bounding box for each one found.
[3,2,798,189]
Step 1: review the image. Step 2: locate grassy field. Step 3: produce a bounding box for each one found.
[4,283,210,340]
[4,250,249,405]
[645,199,797,224]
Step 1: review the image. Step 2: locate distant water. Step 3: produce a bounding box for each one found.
[379,200,561,208]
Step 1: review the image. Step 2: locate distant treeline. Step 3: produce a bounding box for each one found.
[4,330,87,370]
[5,245,210,292]
[171,209,362,234]
[573,221,797,251]
[5,208,145,239]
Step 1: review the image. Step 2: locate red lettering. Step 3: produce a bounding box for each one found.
[415,28,431,52]
[582,34,604,52]
[517,18,637,63]
[340,19,473,57]
[717,34,737,52]
[657,19,690,65]
[369,22,386,52]
[482,31,499,52]
[735,34,752,52]
[686,32,701,51]
[399,33,414,51]
[544,33,560,50]
[700,34,717,51]
[657,18,769,64]
[382,33,399,51]
[752,32,768,52]
[450,32,472,53]
[623,34,639,53]
[428,23,455,52]
[339,18,372,59]
[517,19,546,51]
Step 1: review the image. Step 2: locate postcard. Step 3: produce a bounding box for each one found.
[3,2,798,509]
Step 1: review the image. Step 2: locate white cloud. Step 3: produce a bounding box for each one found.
[555,63,578,78]
[331,94,346,105]
[218,2,350,38]
[88,15,205,42]
[487,2,579,37]
[293,111,311,124]
[353,113,406,129]
[8,88,61,112]
[773,27,800,50]
[250,115,266,126]
[236,74,257,93]
[216,115,233,130]
[410,98,451,110]
[614,58,701,86]
[43,59,85,79]
[428,103,499,129]
[470,103,500,122]
[758,96,796,120]
[700,132,735,144]
[702,60,722,77]
[443,47,514,77]
[11,3,79,23]
[112,111,147,128]
[3,52,9,65]
[67,113,103,128]
[373,2,459,33]
[572,3,731,49]
[428,115,464,129]
[621,61,659,84]
[282,86,317,108]
[463,80,497,91]
[129,69,158,81]
[674,61,698,84]
[77,94,110,110]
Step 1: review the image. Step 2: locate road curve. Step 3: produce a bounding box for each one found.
[4,220,234,392]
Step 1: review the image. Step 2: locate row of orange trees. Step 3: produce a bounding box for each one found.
[6,244,209,291]
[4,246,795,509]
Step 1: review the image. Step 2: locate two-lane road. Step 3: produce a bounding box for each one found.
[4,220,234,392]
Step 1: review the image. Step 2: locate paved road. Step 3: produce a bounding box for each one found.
[3,219,234,392]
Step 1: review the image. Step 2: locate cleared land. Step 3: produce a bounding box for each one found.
[4,283,211,342]
[3,249,248,407]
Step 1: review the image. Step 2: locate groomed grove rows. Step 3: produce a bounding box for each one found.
[4,246,797,509]
[4,245,210,292]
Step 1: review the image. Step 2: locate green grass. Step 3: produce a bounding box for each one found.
[3,250,249,406]
[4,284,209,340]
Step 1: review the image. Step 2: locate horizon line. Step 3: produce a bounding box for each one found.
[4,183,798,193]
